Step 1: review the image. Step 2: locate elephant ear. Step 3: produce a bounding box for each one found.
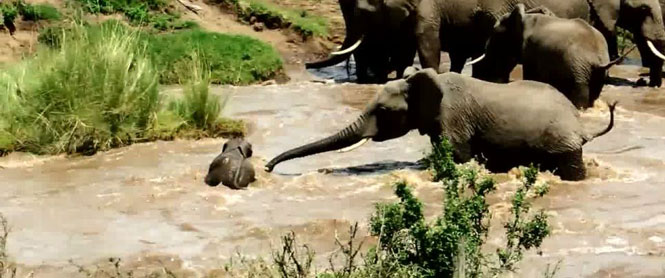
[589,0,620,33]
[507,3,526,28]
[405,68,444,135]
[384,0,415,28]
[238,140,253,158]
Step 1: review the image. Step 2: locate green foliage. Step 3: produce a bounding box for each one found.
[18,2,61,21]
[37,22,283,85]
[0,21,243,156]
[366,138,551,278]
[146,29,283,85]
[0,3,18,34]
[235,0,328,38]
[617,27,634,55]
[73,0,194,31]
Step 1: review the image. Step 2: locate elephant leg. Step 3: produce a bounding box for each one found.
[449,53,468,73]
[607,34,619,61]
[649,59,663,87]
[415,0,441,72]
[553,150,586,181]
[571,83,591,109]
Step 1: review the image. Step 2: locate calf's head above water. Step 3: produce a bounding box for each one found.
[205,138,254,187]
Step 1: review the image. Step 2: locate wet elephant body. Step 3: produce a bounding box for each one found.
[415,0,591,73]
[205,138,256,189]
[589,0,665,87]
[266,69,616,181]
[473,5,621,109]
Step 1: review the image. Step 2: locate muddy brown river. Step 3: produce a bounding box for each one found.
[1,64,664,277]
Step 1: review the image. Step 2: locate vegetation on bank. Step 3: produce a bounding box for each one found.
[73,0,196,31]
[145,29,283,84]
[38,22,283,85]
[1,1,61,35]
[0,21,245,156]
[213,0,328,38]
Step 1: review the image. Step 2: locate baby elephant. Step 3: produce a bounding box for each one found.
[205,138,256,189]
[473,4,629,109]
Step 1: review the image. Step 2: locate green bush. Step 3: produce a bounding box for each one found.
[146,29,283,85]
[1,3,18,34]
[18,2,61,21]
[0,21,243,156]
[365,139,551,277]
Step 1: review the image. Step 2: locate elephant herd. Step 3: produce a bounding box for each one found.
[308,0,665,89]
[208,0,662,185]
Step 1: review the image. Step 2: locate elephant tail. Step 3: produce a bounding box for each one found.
[585,101,617,143]
[600,45,637,69]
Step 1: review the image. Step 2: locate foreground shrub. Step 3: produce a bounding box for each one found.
[0,21,243,155]
[146,29,283,85]
[366,139,551,277]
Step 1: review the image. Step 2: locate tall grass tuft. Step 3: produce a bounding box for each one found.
[0,21,243,156]
[169,52,222,130]
[0,22,159,154]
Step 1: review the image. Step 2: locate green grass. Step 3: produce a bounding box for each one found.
[0,21,243,156]
[18,2,61,21]
[73,0,194,31]
[146,29,283,85]
[236,0,328,38]
[38,22,283,85]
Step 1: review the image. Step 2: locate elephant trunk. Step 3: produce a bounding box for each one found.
[264,114,370,172]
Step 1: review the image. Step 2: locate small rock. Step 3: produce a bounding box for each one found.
[253,22,265,32]
[261,80,276,86]
[249,16,257,24]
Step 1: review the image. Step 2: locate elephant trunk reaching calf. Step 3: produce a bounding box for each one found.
[265,69,616,181]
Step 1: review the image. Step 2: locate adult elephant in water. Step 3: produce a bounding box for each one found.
[265,69,616,181]
[589,0,665,87]
[414,0,590,73]
[306,0,589,83]
[305,0,418,83]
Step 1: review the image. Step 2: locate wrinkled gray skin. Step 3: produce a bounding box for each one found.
[305,0,417,83]
[473,5,620,109]
[416,0,590,73]
[307,0,590,82]
[205,138,256,189]
[590,0,665,87]
[265,69,616,181]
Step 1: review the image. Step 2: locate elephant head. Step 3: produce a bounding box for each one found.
[591,0,665,86]
[265,69,443,172]
[305,0,418,83]
[471,4,527,83]
[205,138,253,187]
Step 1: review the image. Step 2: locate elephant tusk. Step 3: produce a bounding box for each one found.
[337,138,370,153]
[465,54,486,66]
[647,41,665,60]
[331,37,363,56]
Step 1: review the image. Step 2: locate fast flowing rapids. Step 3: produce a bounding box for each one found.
[0,63,664,277]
